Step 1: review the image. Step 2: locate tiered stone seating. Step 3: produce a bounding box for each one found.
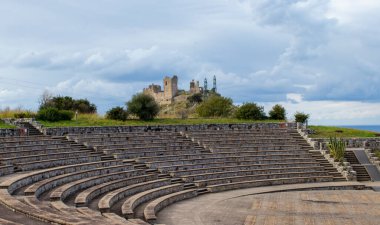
[0,135,102,171]
[0,125,344,224]
[178,128,334,191]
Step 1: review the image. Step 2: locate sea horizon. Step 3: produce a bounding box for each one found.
[335,125,380,133]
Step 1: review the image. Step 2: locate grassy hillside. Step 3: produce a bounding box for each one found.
[38,114,282,127]
[309,125,380,138]
[0,120,15,129]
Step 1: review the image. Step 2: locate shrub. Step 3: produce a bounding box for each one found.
[40,95,97,113]
[187,93,203,104]
[126,93,160,120]
[36,107,74,122]
[269,104,286,120]
[235,103,266,120]
[14,111,37,118]
[327,136,346,162]
[196,95,233,117]
[106,107,128,121]
[294,112,309,123]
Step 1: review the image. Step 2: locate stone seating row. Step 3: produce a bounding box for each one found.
[144,156,317,169]
[197,138,299,145]
[67,132,179,140]
[181,166,328,182]
[24,163,135,198]
[206,176,334,192]
[24,196,115,224]
[0,164,13,176]
[143,189,198,223]
[0,189,121,225]
[112,149,202,160]
[75,174,158,207]
[1,149,95,165]
[0,139,65,147]
[15,155,101,171]
[94,139,196,148]
[137,153,313,165]
[206,145,303,152]
[194,172,332,187]
[168,163,324,176]
[122,183,183,219]
[0,143,76,152]
[0,146,88,158]
[98,178,172,213]
[1,160,123,194]
[49,169,146,201]
[100,143,199,153]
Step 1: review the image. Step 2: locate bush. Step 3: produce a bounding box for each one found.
[187,93,203,104]
[36,107,74,122]
[14,111,37,118]
[126,93,160,120]
[269,104,286,120]
[40,96,97,113]
[327,136,346,162]
[235,103,266,120]
[294,112,309,123]
[196,95,233,117]
[106,107,128,121]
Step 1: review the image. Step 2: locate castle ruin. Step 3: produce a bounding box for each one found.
[143,75,202,105]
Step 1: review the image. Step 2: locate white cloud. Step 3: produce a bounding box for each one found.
[0,1,379,124]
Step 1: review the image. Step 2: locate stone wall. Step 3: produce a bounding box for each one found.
[310,138,380,150]
[44,122,297,136]
[0,129,23,137]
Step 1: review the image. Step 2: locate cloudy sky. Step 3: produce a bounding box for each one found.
[0,0,379,125]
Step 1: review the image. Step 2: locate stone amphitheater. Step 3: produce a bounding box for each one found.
[0,122,379,225]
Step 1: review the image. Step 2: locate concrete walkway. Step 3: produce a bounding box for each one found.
[157,182,379,225]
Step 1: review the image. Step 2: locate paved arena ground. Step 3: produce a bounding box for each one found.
[157,182,380,225]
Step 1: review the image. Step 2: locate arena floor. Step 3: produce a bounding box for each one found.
[157,182,380,225]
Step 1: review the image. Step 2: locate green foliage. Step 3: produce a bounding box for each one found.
[38,114,282,127]
[36,107,74,122]
[374,149,380,159]
[106,107,128,121]
[126,93,160,120]
[13,111,37,118]
[187,93,203,104]
[294,112,309,123]
[327,136,346,162]
[235,103,266,120]
[40,96,97,113]
[269,104,286,120]
[196,95,233,117]
[308,126,379,138]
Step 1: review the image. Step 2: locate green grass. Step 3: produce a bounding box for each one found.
[0,120,15,129]
[38,114,283,128]
[309,125,380,138]
[373,149,380,159]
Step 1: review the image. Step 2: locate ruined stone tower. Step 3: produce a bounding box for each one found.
[163,75,178,99]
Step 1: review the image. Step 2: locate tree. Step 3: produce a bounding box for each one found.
[294,112,309,123]
[38,90,53,109]
[269,104,286,120]
[126,93,159,120]
[106,107,128,121]
[196,94,233,117]
[235,103,266,120]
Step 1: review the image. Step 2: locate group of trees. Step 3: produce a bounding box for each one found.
[106,93,159,121]
[36,90,309,123]
[37,91,97,122]
[194,93,288,121]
